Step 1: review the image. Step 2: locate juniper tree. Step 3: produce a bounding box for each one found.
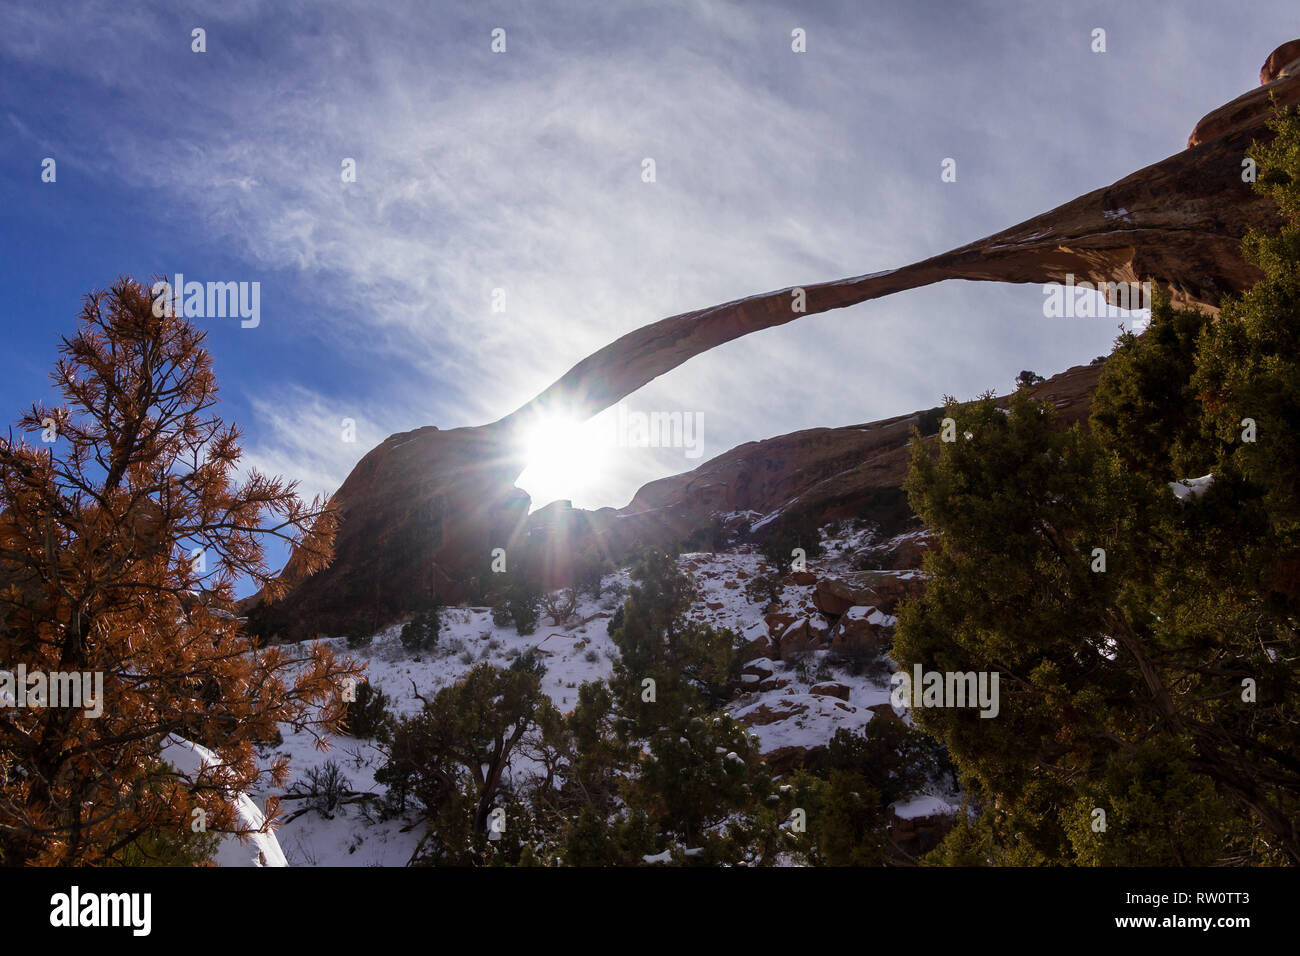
[379,662,558,864]
[399,606,440,653]
[896,110,1300,864]
[608,548,740,736]
[759,511,824,571]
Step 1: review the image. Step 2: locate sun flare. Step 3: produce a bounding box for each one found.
[516,412,610,510]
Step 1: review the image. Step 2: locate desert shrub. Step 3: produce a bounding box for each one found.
[685,516,726,552]
[400,607,441,653]
[574,553,613,599]
[345,619,374,648]
[510,649,547,678]
[852,486,918,537]
[759,512,824,570]
[609,549,740,734]
[492,582,541,635]
[344,680,395,741]
[914,406,945,436]
[296,761,353,819]
[744,573,784,606]
[541,588,579,626]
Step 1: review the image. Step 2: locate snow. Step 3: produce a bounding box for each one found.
[729,691,877,754]
[1170,474,1215,500]
[844,605,896,627]
[162,735,288,867]
[829,268,898,285]
[748,509,784,532]
[201,524,948,865]
[890,794,957,820]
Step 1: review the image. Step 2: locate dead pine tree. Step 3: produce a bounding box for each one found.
[0,276,362,865]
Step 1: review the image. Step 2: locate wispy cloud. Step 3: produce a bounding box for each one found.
[2,0,1288,508]
[238,384,386,505]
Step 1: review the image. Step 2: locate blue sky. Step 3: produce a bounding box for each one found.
[2,0,1295,518]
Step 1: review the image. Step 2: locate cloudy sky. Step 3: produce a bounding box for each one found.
[1,0,1294,514]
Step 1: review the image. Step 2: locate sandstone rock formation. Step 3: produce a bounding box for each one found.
[1190,38,1300,147]
[251,41,1299,640]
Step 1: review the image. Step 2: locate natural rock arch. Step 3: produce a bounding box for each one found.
[249,40,1300,640]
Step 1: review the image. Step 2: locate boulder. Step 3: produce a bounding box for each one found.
[810,681,851,701]
[740,632,775,662]
[812,577,874,617]
[887,534,934,570]
[764,609,798,637]
[764,745,824,775]
[867,702,903,723]
[854,572,923,613]
[833,605,893,655]
[887,800,959,858]
[776,615,832,659]
[777,618,814,660]
[736,700,807,726]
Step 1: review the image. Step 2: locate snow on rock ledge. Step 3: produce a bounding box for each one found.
[1169,474,1214,501]
[162,735,288,867]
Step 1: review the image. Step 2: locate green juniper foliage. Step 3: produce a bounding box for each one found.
[378,662,559,865]
[491,580,541,635]
[373,542,944,865]
[608,548,741,736]
[400,605,441,653]
[343,680,395,742]
[896,108,1300,865]
[759,511,825,570]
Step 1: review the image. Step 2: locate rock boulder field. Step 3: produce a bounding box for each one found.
[247,40,1299,641]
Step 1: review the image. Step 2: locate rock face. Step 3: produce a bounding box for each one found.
[1262,39,1300,85]
[579,361,1102,568]
[1191,39,1300,147]
[253,41,1299,638]
[833,606,894,656]
[887,803,958,858]
[247,422,530,641]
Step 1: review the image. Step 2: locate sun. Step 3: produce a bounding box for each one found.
[516,411,609,510]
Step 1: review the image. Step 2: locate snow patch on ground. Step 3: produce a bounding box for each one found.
[1170,474,1214,500]
[162,735,288,867]
[224,523,942,865]
[891,794,957,819]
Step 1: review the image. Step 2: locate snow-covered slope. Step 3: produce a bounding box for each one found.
[223,523,953,866]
